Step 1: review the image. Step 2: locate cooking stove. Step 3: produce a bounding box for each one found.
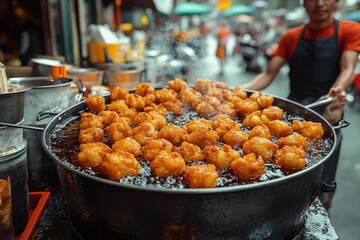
[32,189,339,240]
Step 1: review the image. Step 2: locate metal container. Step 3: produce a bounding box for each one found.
[0,120,24,156]
[0,141,28,236]
[0,84,31,124]
[66,68,104,88]
[0,177,14,240]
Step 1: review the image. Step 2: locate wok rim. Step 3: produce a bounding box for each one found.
[41,90,337,194]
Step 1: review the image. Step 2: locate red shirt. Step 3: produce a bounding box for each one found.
[274,20,360,62]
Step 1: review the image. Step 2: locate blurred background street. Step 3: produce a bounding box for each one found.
[189,34,360,240]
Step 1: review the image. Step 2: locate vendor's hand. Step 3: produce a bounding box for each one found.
[322,87,346,124]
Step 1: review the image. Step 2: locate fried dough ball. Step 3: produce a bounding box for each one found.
[158,124,187,146]
[276,133,309,149]
[168,79,188,92]
[105,120,132,142]
[185,119,211,133]
[268,120,293,137]
[194,79,212,94]
[196,101,215,116]
[204,144,240,169]
[242,137,278,162]
[106,100,137,119]
[261,106,283,121]
[249,92,274,109]
[230,153,266,181]
[174,141,205,163]
[211,114,240,138]
[223,129,249,148]
[112,137,141,157]
[132,111,167,130]
[150,151,186,178]
[184,164,219,188]
[125,93,146,111]
[205,87,224,101]
[102,151,141,181]
[79,112,105,130]
[132,122,158,146]
[160,99,183,115]
[248,124,271,139]
[142,138,173,162]
[203,95,222,109]
[217,101,237,119]
[187,127,219,149]
[155,88,178,103]
[135,83,155,96]
[234,98,259,117]
[275,146,307,170]
[100,110,122,126]
[78,142,111,168]
[110,86,129,101]
[143,103,168,116]
[224,87,247,102]
[213,81,229,89]
[79,127,104,144]
[179,88,202,109]
[86,95,106,113]
[292,120,324,140]
[242,111,270,129]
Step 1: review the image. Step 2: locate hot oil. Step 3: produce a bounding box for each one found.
[49,107,333,189]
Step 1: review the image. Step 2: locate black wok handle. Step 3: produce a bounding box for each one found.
[305,96,333,109]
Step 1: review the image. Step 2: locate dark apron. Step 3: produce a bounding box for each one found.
[288,20,342,185]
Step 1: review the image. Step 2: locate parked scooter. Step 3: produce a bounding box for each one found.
[239,34,262,73]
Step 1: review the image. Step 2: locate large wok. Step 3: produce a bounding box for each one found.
[41,91,345,240]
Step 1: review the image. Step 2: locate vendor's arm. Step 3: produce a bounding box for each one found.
[241,55,286,90]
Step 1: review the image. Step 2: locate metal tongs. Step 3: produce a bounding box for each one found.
[305,96,333,109]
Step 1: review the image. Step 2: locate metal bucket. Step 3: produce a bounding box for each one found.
[0,84,31,124]
[0,120,24,157]
[0,141,29,236]
[9,77,72,125]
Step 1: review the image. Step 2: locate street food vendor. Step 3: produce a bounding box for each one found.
[241,0,360,210]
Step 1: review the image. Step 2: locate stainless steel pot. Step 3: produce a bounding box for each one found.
[41,92,347,240]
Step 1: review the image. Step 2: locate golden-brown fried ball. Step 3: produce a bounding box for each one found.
[112,137,142,157]
[125,93,146,111]
[268,120,293,137]
[185,119,211,133]
[110,86,129,101]
[242,111,270,129]
[158,124,187,146]
[205,87,224,101]
[234,98,259,117]
[275,146,307,170]
[150,151,186,178]
[160,99,184,115]
[230,153,266,181]
[248,124,271,139]
[79,112,105,130]
[242,137,278,162]
[217,101,237,119]
[79,127,104,144]
[135,83,155,96]
[179,88,202,109]
[261,106,283,121]
[86,95,106,113]
[106,100,137,119]
[78,142,111,168]
[203,144,240,169]
[224,87,247,102]
[175,141,205,163]
[142,138,173,162]
[184,164,219,188]
[223,129,249,148]
[292,120,324,140]
[196,101,216,116]
[155,88,178,103]
[100,110,122,126]
[187,127,219,149]
[132,122,158,146]
[168,79,188,92]
[143,103,168,116]
[102,151,141,181]
[105,120,132,142]
[249,92,274,109]
[194,79,212,94]
[211,114,240,138]
[276,133,309,149]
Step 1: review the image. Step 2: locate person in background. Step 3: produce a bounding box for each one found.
[215,21,230,74]
[0,31,21,66]
[241,0,360,210]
